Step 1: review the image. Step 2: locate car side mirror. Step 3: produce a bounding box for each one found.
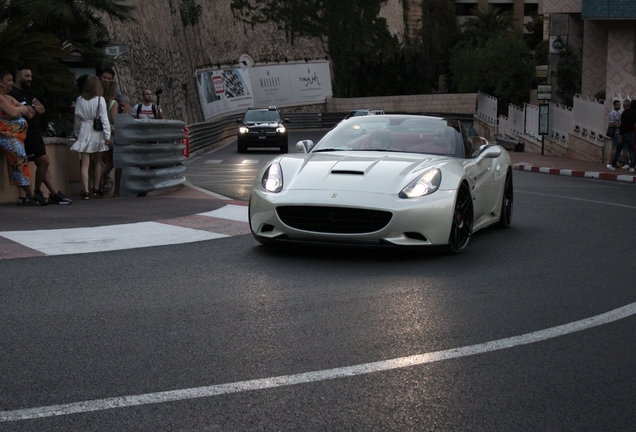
[296,140,314,153]
[236,119,241,124]
[475,145,502,163]
[284,118,291,124]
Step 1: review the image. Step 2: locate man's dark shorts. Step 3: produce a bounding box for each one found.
[24,135,47,161]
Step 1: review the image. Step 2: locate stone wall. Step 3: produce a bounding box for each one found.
[103,0,329,125]
[103,0,407,126]
[327,93,479,115]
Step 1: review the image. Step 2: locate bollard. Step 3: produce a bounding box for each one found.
[114,114,186,197]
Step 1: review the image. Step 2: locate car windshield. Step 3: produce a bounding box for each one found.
[312,115,464,158]
[244,110,280,123]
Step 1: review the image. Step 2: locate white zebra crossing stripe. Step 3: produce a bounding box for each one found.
[0,222,227,256]
[0,205,250,258]
[198,204,249,222]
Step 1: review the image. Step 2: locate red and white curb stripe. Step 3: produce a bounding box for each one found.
[0,203,250,260]
[513,163,636,183]
[514,163,636,183]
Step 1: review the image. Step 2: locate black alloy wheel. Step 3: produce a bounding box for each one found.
[498,169,513,228]
[446,183,474,254]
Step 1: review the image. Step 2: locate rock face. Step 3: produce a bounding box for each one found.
[103,0,406,124]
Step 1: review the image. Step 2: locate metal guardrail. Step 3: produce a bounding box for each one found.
[186,111,473,155]
[187,112,347,154]
[114,114,186,197]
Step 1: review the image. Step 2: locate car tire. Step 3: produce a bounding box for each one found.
[238,142,247,153]
[445,182,473,254]
[280,144,288,153]
[497,169,513,228]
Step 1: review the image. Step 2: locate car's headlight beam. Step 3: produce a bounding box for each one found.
[262,162,284,193]
[399,168,441,198]
[239,126,249,134]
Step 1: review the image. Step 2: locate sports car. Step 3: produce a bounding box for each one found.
[248,114,513,253]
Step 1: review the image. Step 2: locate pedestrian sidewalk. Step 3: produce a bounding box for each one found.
[509,151,636,183]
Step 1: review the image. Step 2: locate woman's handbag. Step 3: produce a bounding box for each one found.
[93,98,104,131]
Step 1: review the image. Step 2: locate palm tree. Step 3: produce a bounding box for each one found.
[6,0,136,64]
[460,6,516,45]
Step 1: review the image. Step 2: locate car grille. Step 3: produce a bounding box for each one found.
[276,206,392,234]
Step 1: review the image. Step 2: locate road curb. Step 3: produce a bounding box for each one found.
[513,163,636,183]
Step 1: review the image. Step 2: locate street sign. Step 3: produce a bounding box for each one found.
[104,45,128,57]
[539,103,549,135]
[537,85,552,101]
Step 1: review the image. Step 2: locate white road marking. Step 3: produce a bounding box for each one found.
[183,181,231,200]
[2,302,635,422]
[241,159,259,164]
[204,160,223,164]
[198,204,248,222]
[0,222,226,256]
[518,190,636,210]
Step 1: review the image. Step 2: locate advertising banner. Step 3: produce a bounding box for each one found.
[288,62,332,104]
[196,68,253,121]
[196,61,332,122]
[250,62,332,108]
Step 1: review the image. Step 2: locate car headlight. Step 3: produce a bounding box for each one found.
[399,169,441,198]
[276,125,286,133]
[261,162,283,193]
[239,126,249,134]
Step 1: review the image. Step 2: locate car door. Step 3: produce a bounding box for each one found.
[461,132,501,223]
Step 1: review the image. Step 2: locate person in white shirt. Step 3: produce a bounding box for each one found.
[131,89,164,119]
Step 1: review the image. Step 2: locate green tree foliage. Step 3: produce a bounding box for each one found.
[231,0,445,97]
[421,0,459,91]
[0,0,136,128]
[450,6,534,114]
[6,0,136,64]
[552,45,581,106]
[0,16,76,127]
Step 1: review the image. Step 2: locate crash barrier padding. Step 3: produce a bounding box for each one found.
[114,114,186,197]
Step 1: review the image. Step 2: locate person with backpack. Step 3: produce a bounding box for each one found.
[131,89,164,119]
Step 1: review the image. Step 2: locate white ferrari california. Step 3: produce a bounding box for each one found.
[248,114,513,253]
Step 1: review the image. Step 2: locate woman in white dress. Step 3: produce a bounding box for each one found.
[71,75,110,200]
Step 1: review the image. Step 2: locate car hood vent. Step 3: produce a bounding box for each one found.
[331,170,364,176]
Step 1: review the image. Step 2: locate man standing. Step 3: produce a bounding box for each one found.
[9,66,72,204]
[606,99,621,168]
[608,99,636,172]
[131,89,164,119]
[99,65,128,113]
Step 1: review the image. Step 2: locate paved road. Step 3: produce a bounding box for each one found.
[1,132,635,431]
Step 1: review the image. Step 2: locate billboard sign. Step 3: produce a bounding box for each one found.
[196,61,332,122]
[196,68,254,121]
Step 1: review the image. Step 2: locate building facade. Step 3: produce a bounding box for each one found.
[543,0,636,103]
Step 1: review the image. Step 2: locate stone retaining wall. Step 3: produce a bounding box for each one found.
[327,93,478,115]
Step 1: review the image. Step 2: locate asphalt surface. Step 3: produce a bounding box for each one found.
[1,132,635,431]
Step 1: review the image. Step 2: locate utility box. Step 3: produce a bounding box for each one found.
[114,114,186,197]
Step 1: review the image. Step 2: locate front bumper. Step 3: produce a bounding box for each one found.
[249,188,457,246]
[237,131,288,147]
